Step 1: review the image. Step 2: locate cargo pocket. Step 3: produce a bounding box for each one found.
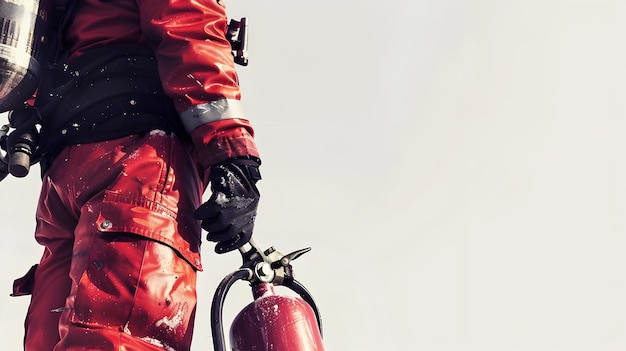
[93,190,202,270]
[68,189,201,328]
[124,240,197,349]
[68,227,196,349]
[69,232,148,327]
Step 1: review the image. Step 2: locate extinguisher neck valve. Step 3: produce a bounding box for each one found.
[238,239,312,286]
[254,262,275,283]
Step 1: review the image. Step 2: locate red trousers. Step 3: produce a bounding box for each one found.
[12,131,205,350]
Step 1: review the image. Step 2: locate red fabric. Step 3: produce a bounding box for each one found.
[64,0,259,167]
[190,119,260,170]
[20,133,202,350]
[65,0,240,108]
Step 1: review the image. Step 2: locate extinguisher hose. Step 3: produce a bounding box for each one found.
[284,277,324,338]
[211,268,251,351]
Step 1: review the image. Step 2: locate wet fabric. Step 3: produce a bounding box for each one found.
[19,131,203,350]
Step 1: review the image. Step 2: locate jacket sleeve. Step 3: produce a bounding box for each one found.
[137,0,259,168]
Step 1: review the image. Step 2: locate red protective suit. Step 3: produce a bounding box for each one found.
[63,0,259,168]
[10,0,259,350]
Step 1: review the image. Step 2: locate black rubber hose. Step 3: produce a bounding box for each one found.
[284,277,324,338]
[211,268,251,351]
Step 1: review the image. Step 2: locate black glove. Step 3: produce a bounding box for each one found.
[194,157,261,253]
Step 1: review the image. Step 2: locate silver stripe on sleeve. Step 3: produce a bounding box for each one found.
[180,98,246,133]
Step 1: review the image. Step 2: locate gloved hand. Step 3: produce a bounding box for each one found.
[194,157,261,253]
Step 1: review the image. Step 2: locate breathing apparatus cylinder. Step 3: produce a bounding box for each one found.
[229,283,325,351]
[0,0,51,112]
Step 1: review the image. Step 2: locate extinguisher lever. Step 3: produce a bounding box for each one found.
[276,247,311,267]
[237,239,311,286]
[237,239,264,267]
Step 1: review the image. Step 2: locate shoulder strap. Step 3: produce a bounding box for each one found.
[49,0,77,64]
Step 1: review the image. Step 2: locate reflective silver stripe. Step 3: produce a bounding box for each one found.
[180,98,246,132]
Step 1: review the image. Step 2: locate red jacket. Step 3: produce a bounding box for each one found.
[63,0,259,169]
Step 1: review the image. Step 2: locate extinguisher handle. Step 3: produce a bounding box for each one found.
[237,238,263,263]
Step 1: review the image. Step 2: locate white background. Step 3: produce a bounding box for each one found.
[2,0,626,349]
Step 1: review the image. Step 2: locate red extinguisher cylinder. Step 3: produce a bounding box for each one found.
[229,283,325,351]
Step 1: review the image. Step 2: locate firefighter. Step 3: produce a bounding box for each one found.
[9,0,261,349]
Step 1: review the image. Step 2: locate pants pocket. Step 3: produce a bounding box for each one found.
[70,233,147,327]
[68,233,197,350]
[124,240,197,349]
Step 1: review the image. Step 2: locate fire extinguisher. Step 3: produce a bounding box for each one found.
[210,239,325,351]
